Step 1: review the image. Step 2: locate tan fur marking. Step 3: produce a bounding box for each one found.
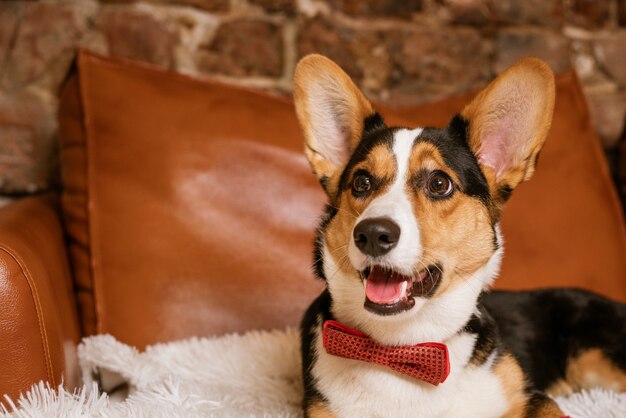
[494,354,528,418]
[408,143,495,296]
[324,144,395,277]
[307,401,337,418]
[528,401,565,418]
[367,144,396,182]
[558,348,626,393]
[409,142,462,186]
[545,379,575,397]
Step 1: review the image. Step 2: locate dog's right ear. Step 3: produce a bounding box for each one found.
[294,54,375,193]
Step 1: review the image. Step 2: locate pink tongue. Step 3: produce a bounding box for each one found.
[365,267,408,304]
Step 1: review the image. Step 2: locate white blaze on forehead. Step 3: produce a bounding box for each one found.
[348,128,424,275]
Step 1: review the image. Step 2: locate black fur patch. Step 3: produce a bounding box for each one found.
[363,113,386,133]
[464,299,500,366]
[417,115,491,204]
[312,204,338,281]
[300,290,334,411]
[319,175,329,190]
[483,288,626,391]
[491,226,500,251]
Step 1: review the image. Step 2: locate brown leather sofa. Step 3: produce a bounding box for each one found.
[1,50,625,406]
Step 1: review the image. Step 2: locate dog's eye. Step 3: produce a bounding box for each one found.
[352,174,372,194]
[427,171,453,198]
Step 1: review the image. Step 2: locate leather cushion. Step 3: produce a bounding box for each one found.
[0,195,81,404]
[59,50,626,348]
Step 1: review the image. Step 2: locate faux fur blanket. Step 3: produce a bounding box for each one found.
[2,328,625,417]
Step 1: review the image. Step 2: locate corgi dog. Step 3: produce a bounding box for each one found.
[293,54,626,418]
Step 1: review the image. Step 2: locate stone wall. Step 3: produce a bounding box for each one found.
[1,0,626,196]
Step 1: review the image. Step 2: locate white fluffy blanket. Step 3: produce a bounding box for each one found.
[2,328,625,417]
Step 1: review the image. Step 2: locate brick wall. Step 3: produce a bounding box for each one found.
[1,0,626,196]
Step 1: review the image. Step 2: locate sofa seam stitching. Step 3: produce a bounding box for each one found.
[77,51,104,334]
[0,246,55,386]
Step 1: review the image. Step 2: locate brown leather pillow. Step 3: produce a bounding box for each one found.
[59,50,626,349]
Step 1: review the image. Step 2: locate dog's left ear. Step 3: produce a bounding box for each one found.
[294,54,375,192]
[461,58,555,200]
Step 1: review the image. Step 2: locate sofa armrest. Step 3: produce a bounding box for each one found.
[0,195,81,405]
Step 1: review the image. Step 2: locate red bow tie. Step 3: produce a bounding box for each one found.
[322,320,450,385]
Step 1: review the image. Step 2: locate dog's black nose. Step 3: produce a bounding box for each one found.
[353,217,401,257]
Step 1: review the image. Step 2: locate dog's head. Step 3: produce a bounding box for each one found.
[294,55,554,341]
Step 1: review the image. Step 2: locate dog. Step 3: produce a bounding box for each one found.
[293,54,626,418]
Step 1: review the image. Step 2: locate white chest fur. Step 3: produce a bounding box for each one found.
[312,328,508,418]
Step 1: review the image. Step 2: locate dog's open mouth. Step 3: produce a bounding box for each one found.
[362,265,442,315]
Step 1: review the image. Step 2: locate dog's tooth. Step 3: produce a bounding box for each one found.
[401,281,408,298]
